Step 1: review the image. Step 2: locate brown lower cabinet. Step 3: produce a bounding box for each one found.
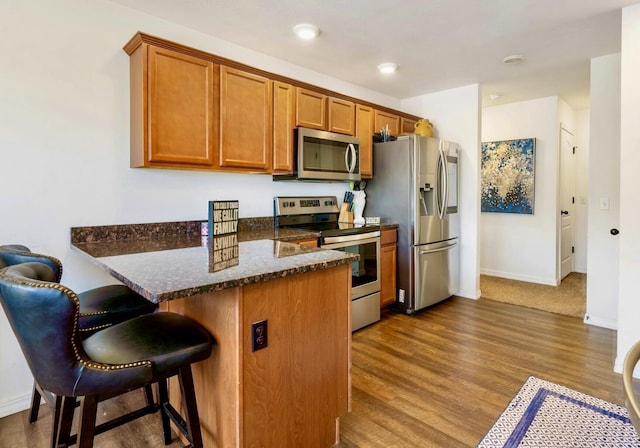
[380,228,397,307]
[295,238,318,247]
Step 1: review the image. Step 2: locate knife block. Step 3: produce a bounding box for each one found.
[338,203,353,223]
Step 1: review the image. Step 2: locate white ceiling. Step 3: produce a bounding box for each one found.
[109,0,638,110]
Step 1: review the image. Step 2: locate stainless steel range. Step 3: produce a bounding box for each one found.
[274,196,381,331]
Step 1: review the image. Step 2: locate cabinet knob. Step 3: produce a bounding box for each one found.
[610,228,619,236]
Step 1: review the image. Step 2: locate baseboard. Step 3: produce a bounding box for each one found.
[0,393,30,418]
[614,356,623,375]
[455,287,481,300]
[583,314,617,330]
[480,268,557,286]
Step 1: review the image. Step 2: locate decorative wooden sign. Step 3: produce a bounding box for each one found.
[208,200,239,236]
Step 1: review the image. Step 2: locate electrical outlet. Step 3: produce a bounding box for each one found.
[398,289,405,303]
[251,320,268,352]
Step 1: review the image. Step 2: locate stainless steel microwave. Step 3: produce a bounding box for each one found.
[273,128,361,182]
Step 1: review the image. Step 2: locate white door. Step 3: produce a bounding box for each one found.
[560,127,576,280]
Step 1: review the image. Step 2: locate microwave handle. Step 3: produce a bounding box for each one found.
[345,143,356,173]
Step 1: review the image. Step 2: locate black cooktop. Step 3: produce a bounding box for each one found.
[281,220,380,238]
[274,196,380,238]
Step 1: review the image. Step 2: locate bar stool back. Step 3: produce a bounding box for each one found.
[0,262,213,448]
[0,244,158,427]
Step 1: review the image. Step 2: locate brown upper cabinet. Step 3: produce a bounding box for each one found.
[401,117,418,135]
[272,81,295,173]
[296,88,356,136]
[355,104,375,178]
[124,32,421,175]
[296,88,326,130]
[374,110,400,136]
[128,43,217,169]
[218,66,273,171]
[328,98,355,136]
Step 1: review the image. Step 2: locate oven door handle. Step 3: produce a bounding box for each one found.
[321,231,380,246]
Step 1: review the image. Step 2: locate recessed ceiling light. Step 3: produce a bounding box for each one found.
[293,23,320,40]
[377,62,398,74]
[503,54,524,65]
[489,93,502,100]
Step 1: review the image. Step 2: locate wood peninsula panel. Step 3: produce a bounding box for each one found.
[328,98,355,135]
[242,266,351,447]
[163,287,242,448]
[355,104,375,178]
[164,265,351,448]
[131,45,216,168]
[296,88,327,130]
[272,81,295,173]
[218,67,273,170]
[374,109,400,136]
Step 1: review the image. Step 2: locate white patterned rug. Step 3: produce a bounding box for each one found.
[477,376,640,447]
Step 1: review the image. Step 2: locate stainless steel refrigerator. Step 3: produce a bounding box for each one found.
[366,134,460,314]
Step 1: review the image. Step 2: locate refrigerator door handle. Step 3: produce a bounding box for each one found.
[419,241,457,255]
[437,142,448,220]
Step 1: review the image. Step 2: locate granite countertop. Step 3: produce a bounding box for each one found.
[71,219,356,303]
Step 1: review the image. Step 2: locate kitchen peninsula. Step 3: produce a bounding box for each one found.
[71,220,355,448]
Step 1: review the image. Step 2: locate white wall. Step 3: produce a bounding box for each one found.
[0,0,403,416]
[574,108,590,274]
[480,97,561,285]
[617,4,640,371]
[586,53,621,330]
[401,84,482,300]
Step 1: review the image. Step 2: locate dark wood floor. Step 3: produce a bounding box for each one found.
[0,296,621,447]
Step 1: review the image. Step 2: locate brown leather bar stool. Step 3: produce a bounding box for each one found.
[0,262,213,448]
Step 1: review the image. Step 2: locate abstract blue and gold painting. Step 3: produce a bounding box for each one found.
[481,138,535,214]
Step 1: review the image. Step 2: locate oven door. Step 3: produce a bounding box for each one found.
[321,231,381,331]
[320,232,380,299]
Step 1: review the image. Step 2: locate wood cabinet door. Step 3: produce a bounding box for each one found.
[401,117,418,134]
[328,98,355,135]
[219,67,272,170]
[380,229,397,308]
[374,110,400,136]
[295,88,326,130]
[295,239,318,247]
[145,45,216,167]
[272,81,295,173]
[355,104,375,178]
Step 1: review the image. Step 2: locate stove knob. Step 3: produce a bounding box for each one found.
[289,201,295,207]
